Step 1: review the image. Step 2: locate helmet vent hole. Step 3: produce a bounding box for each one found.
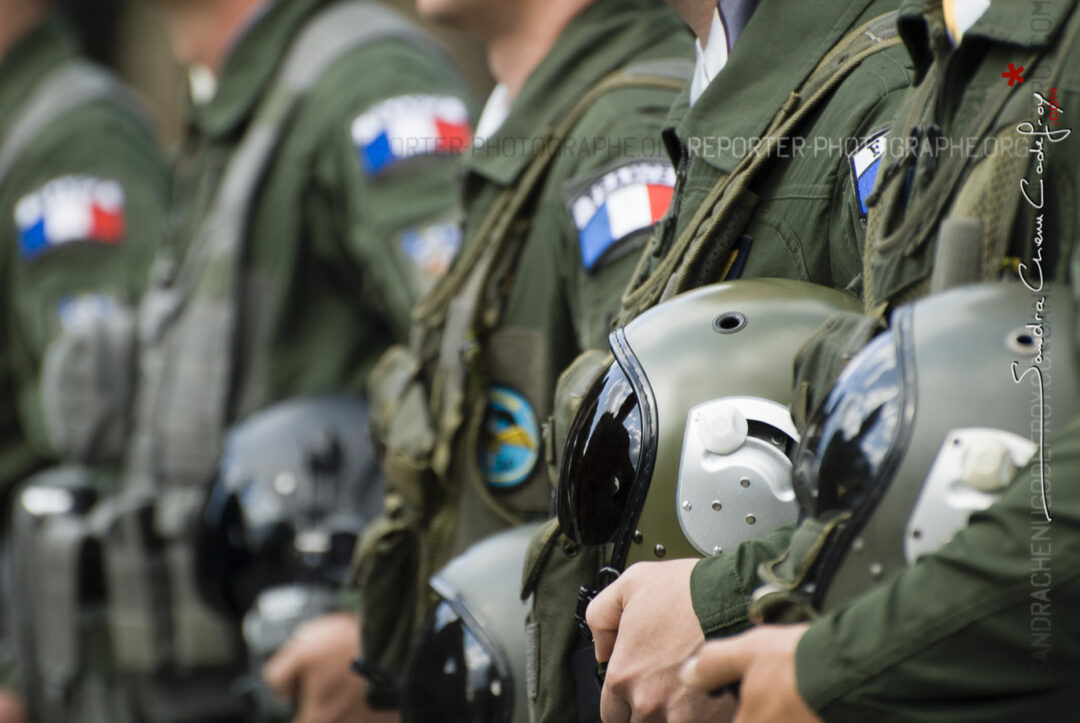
[713,312,747,334]
[1007,327,1039,356]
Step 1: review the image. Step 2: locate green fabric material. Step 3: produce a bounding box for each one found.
[792,0,1080,715]
[631,0,913,309]
[790,311,884,431]
[523,521,604,723]
[691,526,796,638]
[161,0,474,422]
[0,18,166,497]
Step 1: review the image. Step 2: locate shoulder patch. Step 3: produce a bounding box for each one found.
[568,160,675,273]
[351,94,472,177]
[480,385,540,490]
[57,293,121,332]
[849,129,888,218]
[15,177,126,260]
[400,220,462,282]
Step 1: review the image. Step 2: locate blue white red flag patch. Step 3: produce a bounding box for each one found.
[569,161,676,272]
[351,94,472,177]
[400,221,462,281]
[849,130,888,218]
[16,177,126,260]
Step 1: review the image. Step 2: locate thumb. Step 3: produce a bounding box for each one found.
[263,639,304,702]
[585,579,627,663]
[679,634,754,692]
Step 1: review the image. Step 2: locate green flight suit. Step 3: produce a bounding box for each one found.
[524,1,914,720]
[95,1,473,721]
[0,18,164,500]
[0,17,164,696]
[358,0,693,700]
[781,0,1080,718]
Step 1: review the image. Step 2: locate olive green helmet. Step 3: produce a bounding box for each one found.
[401,523,538,723]
[792,282,1078,611]
[556,279,860,571]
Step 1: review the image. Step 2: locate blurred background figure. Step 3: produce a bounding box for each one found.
[93,0,475,719]
[0,0,168,721]
[1,1,480,723]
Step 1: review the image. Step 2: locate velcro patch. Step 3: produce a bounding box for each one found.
[400,220,462,281]
[351,94,472,177]
[849,129,888,218]
[57,293,121,332]
[569,161,676,272]
[16,176,126,260]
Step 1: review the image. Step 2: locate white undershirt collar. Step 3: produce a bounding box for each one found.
[690,10,730,107]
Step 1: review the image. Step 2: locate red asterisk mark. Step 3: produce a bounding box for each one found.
[1002,63,1025,86]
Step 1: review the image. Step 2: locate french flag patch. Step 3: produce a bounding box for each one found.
[16,176,126,260]
[351,95,472,177]
[849,129,888,218]
[570,161,676,272]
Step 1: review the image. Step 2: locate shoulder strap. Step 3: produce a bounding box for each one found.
[619,12,902,322]
[0,60,145,187]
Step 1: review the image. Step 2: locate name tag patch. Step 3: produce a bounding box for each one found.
[16,177,126,260]
[849,129,888,218]
[569,161,676,272]
[351,94,472,177]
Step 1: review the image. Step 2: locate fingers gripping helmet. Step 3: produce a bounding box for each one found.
[195,396,384,622]
[556,279,860,570]
[402,523,538,723]
[794,283,1079,610]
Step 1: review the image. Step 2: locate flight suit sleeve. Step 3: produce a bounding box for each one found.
[318,40,474,347]
[795,413,1080,721]
[0,102,165,472]
[552,86,679,351]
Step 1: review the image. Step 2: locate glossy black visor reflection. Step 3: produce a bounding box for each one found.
[402,601,509,723]
[793,330,904,516]
[557,362,644,545]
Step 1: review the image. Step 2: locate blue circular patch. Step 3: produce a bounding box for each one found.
[480,385,540,490]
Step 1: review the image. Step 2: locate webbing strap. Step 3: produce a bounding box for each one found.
[618,12,902,323]
[0,60,145,186]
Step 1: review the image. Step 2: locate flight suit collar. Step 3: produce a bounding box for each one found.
[672,0,881,174]
[0,18,77,134]
[188,0,328,139]
[897,0,1077,79]
[466,0,687,187]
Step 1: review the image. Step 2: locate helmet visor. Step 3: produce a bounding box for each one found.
[793,322,914,517]
[556,361,645,545]
[402,600,511,723]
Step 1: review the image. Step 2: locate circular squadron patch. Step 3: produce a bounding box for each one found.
[480,385,540,490]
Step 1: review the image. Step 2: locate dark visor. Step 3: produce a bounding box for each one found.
[402,600,511,723]
[557,361,645,545]
[793,322,913,518]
